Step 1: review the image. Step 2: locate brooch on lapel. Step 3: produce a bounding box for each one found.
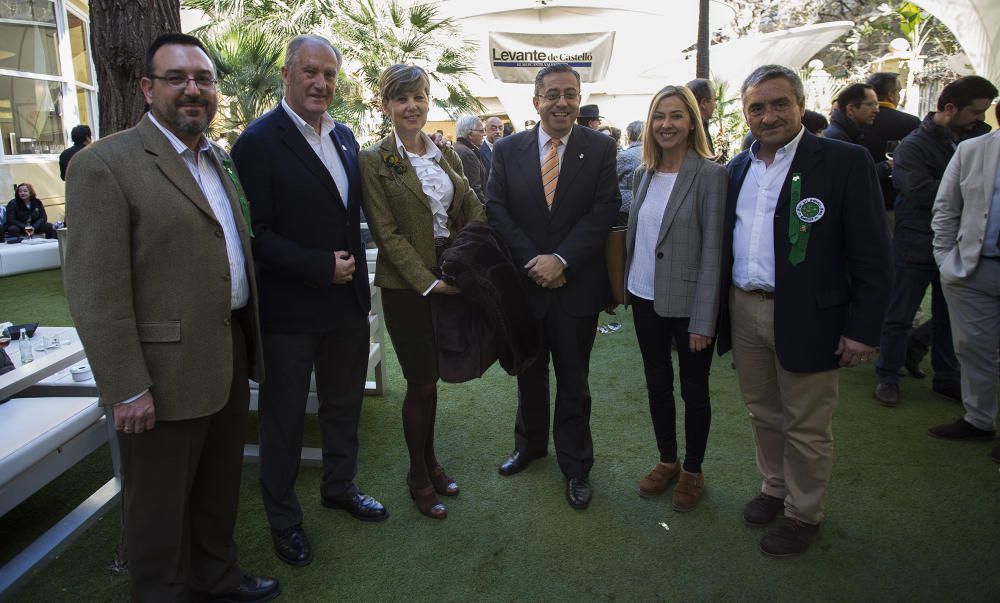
[380,149,407,175]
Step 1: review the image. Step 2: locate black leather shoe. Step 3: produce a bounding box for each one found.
[566,477,592,510]
[874,382,900,407]
[271,524,312,567]
[498,450,544,476]
[322,491,388,522]
[210,574,281,602]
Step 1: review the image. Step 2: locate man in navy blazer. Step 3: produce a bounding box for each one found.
[231,35,385,568]
[717,65,891,558]
[487,63,619,510]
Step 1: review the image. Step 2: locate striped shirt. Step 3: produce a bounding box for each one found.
[148,113,250,310]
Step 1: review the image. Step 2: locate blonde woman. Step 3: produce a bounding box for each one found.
[624,85,726,511]
[359,64,485,520]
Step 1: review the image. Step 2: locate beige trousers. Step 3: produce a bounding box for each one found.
[729,287,839,524]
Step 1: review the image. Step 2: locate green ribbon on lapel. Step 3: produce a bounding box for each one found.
[221,158,253,238]
[787,173,807,266]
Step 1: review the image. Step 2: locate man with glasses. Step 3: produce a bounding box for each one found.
[823,83,880,147]
[487,63,619,510]
[454,115,488,202]
[64,33,278,601]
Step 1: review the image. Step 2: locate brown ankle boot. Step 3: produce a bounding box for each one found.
[671,470,704,512]
[638,462,679,498]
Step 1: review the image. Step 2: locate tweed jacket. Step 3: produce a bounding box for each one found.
[359,134,485,293]
[933,129,1000,279]
[624,149,727,337]
[64,114,263,420]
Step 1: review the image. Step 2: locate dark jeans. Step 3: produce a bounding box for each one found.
[630,297,714,473]
[876,265,959,387]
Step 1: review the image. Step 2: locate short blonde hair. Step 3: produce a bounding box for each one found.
[641,85,713,170]
[378,64,430,104]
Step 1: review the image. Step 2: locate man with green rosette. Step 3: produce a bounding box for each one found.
[717,65,892,559]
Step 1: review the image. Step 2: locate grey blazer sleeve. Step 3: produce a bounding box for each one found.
[687,161,727,337]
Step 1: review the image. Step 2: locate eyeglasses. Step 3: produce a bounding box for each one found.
[148,74,218,90]
[471,128,485,133]
[537,90,580,102]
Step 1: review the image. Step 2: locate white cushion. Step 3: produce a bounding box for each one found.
[0,240,61,276]
[0,397,102,485]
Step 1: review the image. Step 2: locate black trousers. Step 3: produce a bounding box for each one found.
[631,297,714,473]
[514,306,598,479]
[118,315,249,602]
[257,305,370,530]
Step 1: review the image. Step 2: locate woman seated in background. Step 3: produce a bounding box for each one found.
[359,64,485,520]
[624,85,727,512]
[6,183,55,239]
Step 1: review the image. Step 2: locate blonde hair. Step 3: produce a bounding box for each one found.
[640,85,712,170]
[378,64,430,104]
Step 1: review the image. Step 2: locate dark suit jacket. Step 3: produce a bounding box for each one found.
[717,132,892,373]
[59,143,86,181]
[454,137,487,203]
[231,106,370,334]
[486,124,619,319]
[64,115,264,419]
[859,105,920,210]
[480,141,493,179]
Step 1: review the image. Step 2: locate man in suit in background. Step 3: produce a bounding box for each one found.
[687,78,717,154]
[861,72,921,212]
[59,124,91,181]
[481,115,504,178]
[64,33,278,602]
[487,63,619,510]
[928,101,1000,462]
[718,65,891,558]
[231,34,385,569]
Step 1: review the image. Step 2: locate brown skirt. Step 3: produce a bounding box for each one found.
[381,287,438,384]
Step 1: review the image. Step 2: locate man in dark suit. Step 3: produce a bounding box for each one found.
[480,115,503,178]
[487,63,619,510]
[59,124,91,181]
[231,35,385,568]
[717,65,891,558]
[860,72,921,211]
[64,33,277,601]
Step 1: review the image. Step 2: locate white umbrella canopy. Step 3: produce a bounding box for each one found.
[913,0,1000,82]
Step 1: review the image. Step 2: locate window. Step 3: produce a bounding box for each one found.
[0,0,60,77]
[0,76,65,155]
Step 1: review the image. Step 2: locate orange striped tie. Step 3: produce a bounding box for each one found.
[541,138,561,209]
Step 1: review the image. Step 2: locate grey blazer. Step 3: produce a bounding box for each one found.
[623,148,727,337]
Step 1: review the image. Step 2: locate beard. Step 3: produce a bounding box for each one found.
[169,96,216,136]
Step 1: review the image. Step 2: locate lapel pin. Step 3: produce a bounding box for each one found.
[341,144,347,151]
[579,154,584,159]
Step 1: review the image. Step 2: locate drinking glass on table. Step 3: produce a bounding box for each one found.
[0,334,10,349]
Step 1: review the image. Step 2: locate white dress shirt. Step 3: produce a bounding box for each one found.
[281,98,349,206]
[732,126,806,291]
[628,172,678,300]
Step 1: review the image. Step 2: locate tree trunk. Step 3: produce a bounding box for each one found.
[696,0,710,78]
[90,0,181,136]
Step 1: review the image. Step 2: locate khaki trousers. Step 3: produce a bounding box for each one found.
[729,287,839,524]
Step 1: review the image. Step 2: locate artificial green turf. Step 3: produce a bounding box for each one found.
[1,269,998,601]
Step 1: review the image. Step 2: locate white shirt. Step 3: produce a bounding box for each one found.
[628,172,678,300]
[732,126,806,291]
[148,113,249,310]
[281,98,349,206]
[394,130,454,239]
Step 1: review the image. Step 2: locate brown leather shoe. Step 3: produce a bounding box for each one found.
[742,493,785,527]
[671,470,704,512]
[638,462,679,498]
[874,382,900,407]
[759,516,820,558]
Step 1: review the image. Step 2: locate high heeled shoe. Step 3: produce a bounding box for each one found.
[406,473,447,519]
[429,464,459,496]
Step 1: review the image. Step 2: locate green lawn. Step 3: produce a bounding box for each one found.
[1,269,997,601]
